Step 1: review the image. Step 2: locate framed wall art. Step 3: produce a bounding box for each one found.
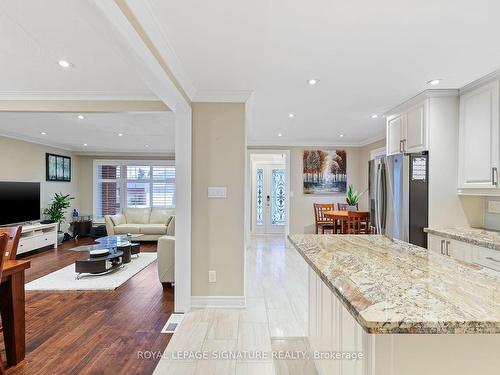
[46,153,71,182]
[303,149,347,194]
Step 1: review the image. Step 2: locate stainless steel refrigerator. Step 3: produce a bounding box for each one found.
[369,152,428,248]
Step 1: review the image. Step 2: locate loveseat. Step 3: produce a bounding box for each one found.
[104,208,175,241]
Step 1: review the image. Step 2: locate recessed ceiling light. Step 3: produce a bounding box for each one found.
[288,113,295,118]
[118,133,123,137]
[145,144,150,148]
[307,78,318,85]
[427,79,442,86]
[339,134,344,138]
[278,133,283,137]
[371,114,379,119]
[58,60,71,68]
[77,115,85,120]
[83,143,88,147]
[40,132,47,135]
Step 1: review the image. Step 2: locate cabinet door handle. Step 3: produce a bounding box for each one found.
[445,241,450,256]
[399,140,404,153]
[486,256,500,263]
[493,167,498,186]
[440,240,445,255]
[403,139,406,153]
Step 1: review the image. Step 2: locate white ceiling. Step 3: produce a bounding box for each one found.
[0,0,155,99]
[0,112,175,153]
[148,0,500,145]
[2,0,500,148]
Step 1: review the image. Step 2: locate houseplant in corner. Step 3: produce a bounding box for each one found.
[43,193,74,245]
[346,184,360,211]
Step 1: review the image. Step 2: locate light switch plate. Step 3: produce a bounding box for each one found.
[488,200,500,214]
[208,187,227,198]
[208,270,216,283]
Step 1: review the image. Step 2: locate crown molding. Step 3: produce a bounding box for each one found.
[0,131,73,152]
[384,89,459,117]
[0,90,159,101]
[73,150,174,157]
[459,68,500,94]
[357,133,386,147]
[247,133,385,148]
[193,90,254,103]
[0,131,174,155]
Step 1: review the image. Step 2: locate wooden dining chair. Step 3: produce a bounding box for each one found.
[345,211,371,234]
[337,203,359,211]
[0,226,22,260]
[0,233,8,375]
[313,203,336,234]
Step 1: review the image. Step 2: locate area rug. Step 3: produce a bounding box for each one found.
[26,253,157,291]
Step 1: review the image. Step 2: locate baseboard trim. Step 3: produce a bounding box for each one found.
[191,295,246,309]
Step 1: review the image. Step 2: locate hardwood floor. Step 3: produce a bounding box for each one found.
[1,237,173,375]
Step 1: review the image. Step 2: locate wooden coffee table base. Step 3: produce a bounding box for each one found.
[75,250,124,279]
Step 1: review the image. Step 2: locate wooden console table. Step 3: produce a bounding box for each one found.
[0,259,31,366]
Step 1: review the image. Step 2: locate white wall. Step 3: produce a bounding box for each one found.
[249,141,384,234]
[0,135,79,229]
[289,146,362,234]
[191,102,246,297]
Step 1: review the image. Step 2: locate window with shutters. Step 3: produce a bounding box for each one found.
[94,160,175,221]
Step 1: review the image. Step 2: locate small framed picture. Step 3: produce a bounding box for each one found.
[46,153,71,182]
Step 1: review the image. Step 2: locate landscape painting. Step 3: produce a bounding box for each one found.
[303,150,347,194]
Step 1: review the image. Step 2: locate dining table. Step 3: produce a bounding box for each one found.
[0,259,31,366]
[323,210,349,234]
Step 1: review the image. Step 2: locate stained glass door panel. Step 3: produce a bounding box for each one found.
[254,163,286,234]
[271,169,286,225]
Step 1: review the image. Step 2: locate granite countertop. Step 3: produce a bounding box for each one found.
[424,227,500,251]
[288,234,500,334]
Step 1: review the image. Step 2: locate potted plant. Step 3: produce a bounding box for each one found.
[43,193,74,244]
[346,184,360,211]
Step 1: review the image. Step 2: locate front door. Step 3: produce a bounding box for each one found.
[254,163,286,234]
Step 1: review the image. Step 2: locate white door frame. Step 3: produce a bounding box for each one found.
[246,150,291,237]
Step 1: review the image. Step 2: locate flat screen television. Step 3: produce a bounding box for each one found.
[0,181,40,225]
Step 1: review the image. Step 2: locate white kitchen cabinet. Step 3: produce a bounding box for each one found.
[427,234,473,263]
[387,115,404,155]
[428,234,445,255]
[458,80,500,189]
[447,239,473,263]
[386,101,428,155]
[472,245,500,272]
[405,103,427,153]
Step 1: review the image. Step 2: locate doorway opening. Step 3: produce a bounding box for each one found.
[248,152,290,236]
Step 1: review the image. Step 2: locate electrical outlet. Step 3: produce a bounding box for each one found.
[488,200,500,214]
[208,270,217,283]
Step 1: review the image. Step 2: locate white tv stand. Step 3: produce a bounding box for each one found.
[18,223,58,256]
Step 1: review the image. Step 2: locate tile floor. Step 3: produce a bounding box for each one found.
[153,235,318,374]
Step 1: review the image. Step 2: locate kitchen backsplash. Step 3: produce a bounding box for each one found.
[484,197,500,231]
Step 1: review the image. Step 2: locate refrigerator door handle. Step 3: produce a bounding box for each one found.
[380,162,387,235]
[375,164,380,234]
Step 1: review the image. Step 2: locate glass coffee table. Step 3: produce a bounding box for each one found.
[72,234,143,278]
[95,235,142,262]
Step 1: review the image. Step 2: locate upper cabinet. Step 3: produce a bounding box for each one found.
[387,115,404,155]
[405,104,427,152]
[386,101,428,155]
[458,80,500,190]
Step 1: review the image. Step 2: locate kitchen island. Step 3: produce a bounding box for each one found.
[288,234,500,375]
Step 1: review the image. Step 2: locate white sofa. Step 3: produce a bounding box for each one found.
[157,235,175,284]
[104,208,175,241]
